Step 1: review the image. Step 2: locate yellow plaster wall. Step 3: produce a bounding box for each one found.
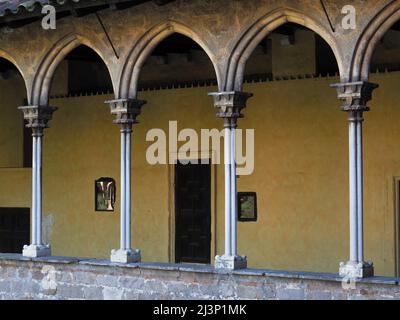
[1,72,400,277]
[271,30,316,77]
[0,73,26,168]
[50,61,69,96]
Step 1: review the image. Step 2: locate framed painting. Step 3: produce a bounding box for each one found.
[237,192,257,222]
[95,177,116,212]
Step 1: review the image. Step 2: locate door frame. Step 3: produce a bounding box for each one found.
[168,150,217,264]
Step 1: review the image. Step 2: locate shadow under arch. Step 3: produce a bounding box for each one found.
[0,50,29,99]
[119,20,221,99]
[225,8,343,91]
[31,33,116,106]
[352,1,400,81]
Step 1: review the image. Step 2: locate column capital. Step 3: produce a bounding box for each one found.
[105,98,146,128]
[208,91,253,120]
[18,105,58,135]
[330,81,378,112]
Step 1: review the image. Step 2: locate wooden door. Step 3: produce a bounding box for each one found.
[175,161,211,264]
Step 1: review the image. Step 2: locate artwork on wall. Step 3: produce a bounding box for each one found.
[237,192,257,222]
[95,177,116,212]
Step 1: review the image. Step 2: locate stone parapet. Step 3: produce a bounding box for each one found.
[0,254,399,300]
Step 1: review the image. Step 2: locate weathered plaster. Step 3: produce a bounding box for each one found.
[0,0,398,103]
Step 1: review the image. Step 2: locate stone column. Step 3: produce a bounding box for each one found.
[106,98,146,263]
[331,81,378,278]
[19,105,57,258]
[208,91,252,270]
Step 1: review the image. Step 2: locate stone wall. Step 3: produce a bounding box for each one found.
[0,0,396,104]
[0,254,399,300]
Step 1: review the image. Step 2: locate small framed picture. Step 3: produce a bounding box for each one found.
[237,192,257,222]
[95,177,116,212]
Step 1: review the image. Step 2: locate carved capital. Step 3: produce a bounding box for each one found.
[331,81,378,112]
[105,99,146,129]
[18,105,58,135]
[208,91,253,121]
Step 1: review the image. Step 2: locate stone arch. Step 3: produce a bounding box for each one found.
[118,20,221,99]
[352,1,400,81]
[225,7,343,91]
[0,49,29,99]
[31,33,115,106]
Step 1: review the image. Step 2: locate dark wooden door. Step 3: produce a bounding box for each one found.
[175,161,211,264]
[0,208,30,253]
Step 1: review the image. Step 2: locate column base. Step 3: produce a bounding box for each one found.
[110,248,141,264]
[339,260,374,279]
[215,255,247,270]
[22,244,51,258]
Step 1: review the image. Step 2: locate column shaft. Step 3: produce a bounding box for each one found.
[230,122,237,256]
[120,131,126,250]
[349,112,358,263]
[31,133,43,246]
[125,130,132,250]
[32,136,38,245]
[356,112,364,262]
[36,135,42,246]
[224,123,232,256]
